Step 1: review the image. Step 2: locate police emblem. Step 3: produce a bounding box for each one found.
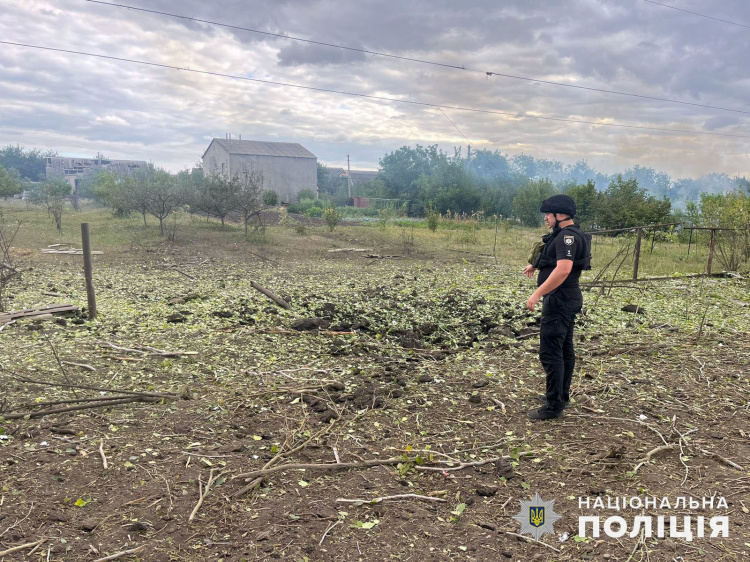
[513,492,561,541]
[563,235,574,246]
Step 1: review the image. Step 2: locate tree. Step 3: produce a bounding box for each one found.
[198,173,238,228]
[0,165,22,199]
[565,180,599,229]
[379,145,447,201]
[595,175,671,230]
[234,170,264,235]
[513,179,557,227]
[90,170,128,215]
[0,145,56,181]
[36,178,71,231]
[697,190,749,271]
[146,168,181,235]
[121,170,152,226]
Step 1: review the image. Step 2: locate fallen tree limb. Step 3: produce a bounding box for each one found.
[234,457,405,480]
[337,494,447,504]
[250,281,291,310]
[2,397,159,420]
[234,454,511,480]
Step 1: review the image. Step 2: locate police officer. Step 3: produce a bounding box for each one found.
[523,194,590,420]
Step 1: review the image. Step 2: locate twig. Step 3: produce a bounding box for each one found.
[698,448,744,471]
[498,529,560,553]
[337,494,447,504]
[93,545,146,562]
[99,439,108,470]
[0,502,34,539]
[633,445,673,474]
[333,447,341,464]
[235,457,405,480]
[6,373,180,399]
[2,397,159,420]
[188,468,223,523]
[35,395,145,406]
[0,319,16,332]
[60,361,96,371]
[415,457,505,472]
[235,454,512,480]
[43,332,78,398]
[319,520,341,545]
[0,539,44,557]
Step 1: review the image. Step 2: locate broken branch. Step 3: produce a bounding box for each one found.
[250,281,291,310]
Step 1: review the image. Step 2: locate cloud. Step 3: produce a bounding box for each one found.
[0,0,748,179]
[94,115,129,127]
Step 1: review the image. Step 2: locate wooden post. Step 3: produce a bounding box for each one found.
[633,228,642,280]
[687,228,693,256]
[81,223,97,319]
[706,228,716,275]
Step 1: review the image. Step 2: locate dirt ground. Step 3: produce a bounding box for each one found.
[1,235,749,561]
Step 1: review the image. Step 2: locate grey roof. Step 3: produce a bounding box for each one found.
[208,139,316,159]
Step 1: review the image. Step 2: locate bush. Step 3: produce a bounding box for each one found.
[262,190,278,206]
[306,206,323,218]
[323,207,341,232]
[426,207,440,232]
[297,188,317,202]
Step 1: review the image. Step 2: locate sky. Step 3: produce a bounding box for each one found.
[0,0,749,179]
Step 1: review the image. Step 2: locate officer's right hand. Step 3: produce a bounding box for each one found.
[523,265,536,278]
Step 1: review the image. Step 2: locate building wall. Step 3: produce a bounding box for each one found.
[230,154,316,204]
[203,143,230,178]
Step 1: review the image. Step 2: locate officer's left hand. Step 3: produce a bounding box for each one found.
[526,293,542,312]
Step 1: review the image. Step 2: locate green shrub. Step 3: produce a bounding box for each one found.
[262,190,278,206]
[323,207,341,232]
[306,206,323,218]
[297,188,317,202]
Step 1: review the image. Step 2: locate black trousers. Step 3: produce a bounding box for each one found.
[539,288,583,412]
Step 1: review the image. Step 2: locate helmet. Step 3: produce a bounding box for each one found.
[540,194,576,217]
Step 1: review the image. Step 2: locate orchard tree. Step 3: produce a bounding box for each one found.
[146,168,181,235]
[36,178,71,231]
[234,170,264,235]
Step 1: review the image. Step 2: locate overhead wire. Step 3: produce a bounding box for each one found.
[437,108,515,182]
[83,0,750,117]
[643,0,750,30]
[2,40,749,141]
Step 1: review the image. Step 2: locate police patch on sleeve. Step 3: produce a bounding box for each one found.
[563,235,574,246]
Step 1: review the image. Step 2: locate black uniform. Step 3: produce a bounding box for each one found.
[535,225,587,413]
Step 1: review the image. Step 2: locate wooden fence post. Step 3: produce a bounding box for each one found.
[81,223,97,319]
[706,228,716,275]
[633,228,642,280]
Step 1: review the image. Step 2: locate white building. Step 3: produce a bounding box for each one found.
[202,138,317,204]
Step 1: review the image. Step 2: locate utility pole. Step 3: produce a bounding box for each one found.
[347,154,353,198]
[466,144,471,170]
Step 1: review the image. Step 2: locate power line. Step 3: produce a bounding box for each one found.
[84,0,750,117]
[2,40,750,141]
[643,0,750,29]
[437,108,515,182]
